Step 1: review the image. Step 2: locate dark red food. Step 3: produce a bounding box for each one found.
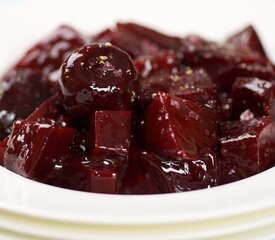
[139,92,217,161]
[231,77,273,118]
[182,40,274,91]
[93,22,181,58]
[226,25,267,57]
[0,22,275,194]
[0,69,51,140]
[4,120,76,181]
[16,25,85,75]
[219,118,275,184]
[58,43,137,122]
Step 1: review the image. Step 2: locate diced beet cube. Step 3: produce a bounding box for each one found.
[94,111,132,155]
[231,77,273,118]
[44,155,90,192]
[161,157,217,191]
[16,25,85,74]
[120,146,217,194]
[134,50,183,79]
[117,22,181,51]
[93,22,182,58]
[226,25,267,57]
[86,156,120,194]
[219,118,275,184]
[85,111,132,193]
[119,147,174,194]
[139,92,217,161]
[139,67,215,108]
[0,69,51,140]
[215,63,275,91]
[4,120,76,181]
[46,155,120,194]
[182,41,272,91]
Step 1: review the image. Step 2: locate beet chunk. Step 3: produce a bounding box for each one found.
[0,69,51,140]
[161,157,217,191]
[93,111,132,155]
[134,50,183,79]
[16,25,85,75]
[93,22,181,58]
[89,110,132,193]
[119,147,174,194]
[58,43,137,121]
[120,146,217,194]
[139,92,217,161]
[4,120,76,181]
[219,118,275,184]
[231,77,273,118]
[182,41,272,91]
[215,63,274,92]
[0,69,50,118]
[226,25,267,57]
[139,67,215,108]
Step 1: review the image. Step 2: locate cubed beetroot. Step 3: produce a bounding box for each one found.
[93,110,132,155]
[226,25,267,57]
[215,63,275,91]
[139,92,217,161]
[219,118,275,184]
[119,147,174,194]
[231,77,273,118]
[16,25,85,74]
[87,110,132,193]
[161,157,217,191]
[120,145,217,193]
[93,22,182,58]
[4,120,76,181]
[134,50,183,79]
[182,41,272,91]
[46,155,120,194]
[139,67,215,108]
[0,69,51,140]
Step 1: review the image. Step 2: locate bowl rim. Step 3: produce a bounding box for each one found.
[1,166,275,225]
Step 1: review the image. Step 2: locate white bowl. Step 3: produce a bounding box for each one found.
[1,0,275,239]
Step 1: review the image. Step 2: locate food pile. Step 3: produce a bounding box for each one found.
[0,23,274,194]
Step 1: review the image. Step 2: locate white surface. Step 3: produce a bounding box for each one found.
[1,0,275,239]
